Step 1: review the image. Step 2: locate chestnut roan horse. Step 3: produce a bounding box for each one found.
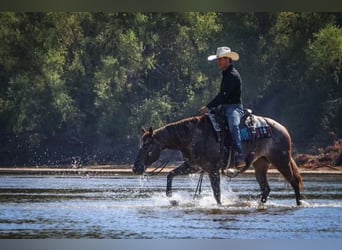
[132,114,303,206]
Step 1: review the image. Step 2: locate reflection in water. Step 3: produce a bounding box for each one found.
[0,174,341,238]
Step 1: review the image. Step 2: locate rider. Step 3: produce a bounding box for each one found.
[199,46,245,169]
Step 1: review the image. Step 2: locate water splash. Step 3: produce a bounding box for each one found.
[2,175,342,239]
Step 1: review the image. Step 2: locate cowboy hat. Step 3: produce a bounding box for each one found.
[207,47,239,61]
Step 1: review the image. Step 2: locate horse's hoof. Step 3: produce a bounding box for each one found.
[296,200,302,206]
[170,200,179,206]
[166,191,172,197]
[257,201,267,210]
[261,197,267,203]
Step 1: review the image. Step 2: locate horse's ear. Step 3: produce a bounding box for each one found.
[141,127,146,134]
[149,127,153,135]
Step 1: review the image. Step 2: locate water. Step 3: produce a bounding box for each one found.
[0,173,341,239]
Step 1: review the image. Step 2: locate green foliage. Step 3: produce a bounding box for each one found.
[128,95,173,137]
[0,12,341,160]
[305,24,342,136]
[306,24,342,85]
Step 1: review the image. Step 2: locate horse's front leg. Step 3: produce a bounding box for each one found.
[166,162,198,197]
[209,168,221,205]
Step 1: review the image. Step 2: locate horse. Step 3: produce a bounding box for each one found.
[132,113,304,206]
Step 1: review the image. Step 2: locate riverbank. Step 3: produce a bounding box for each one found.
[0,164,341,176]
[1,141,341,176]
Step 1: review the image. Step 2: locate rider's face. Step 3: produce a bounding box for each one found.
[217,57,231,70]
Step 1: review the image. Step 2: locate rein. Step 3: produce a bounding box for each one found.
[193,171,204,199]
[145,159,169,176]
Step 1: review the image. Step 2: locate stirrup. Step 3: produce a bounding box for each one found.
[235,161,245,169]
[224,168,240,178]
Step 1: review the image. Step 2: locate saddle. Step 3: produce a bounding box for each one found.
[206,107,272,170]
[206,107,272,144]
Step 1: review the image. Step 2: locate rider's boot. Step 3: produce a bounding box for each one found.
[225,153,244,177]
[235,154,245,169]
[225,151,255,177]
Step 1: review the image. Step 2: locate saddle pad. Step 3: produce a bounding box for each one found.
[207,113,221,132]
[240,115,272,141]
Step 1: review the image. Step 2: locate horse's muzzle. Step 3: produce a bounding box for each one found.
[132,160,145,174]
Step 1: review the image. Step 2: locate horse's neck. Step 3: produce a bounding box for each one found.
[154,127,185,150]
[154,119,195,150]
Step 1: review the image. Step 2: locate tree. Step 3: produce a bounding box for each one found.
[1,12,342,165]
[305,24,342,138]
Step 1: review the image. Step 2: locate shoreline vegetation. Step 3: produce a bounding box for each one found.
[1,13,341,172]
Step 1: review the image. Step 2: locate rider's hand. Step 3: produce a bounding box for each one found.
[199,106,209,115]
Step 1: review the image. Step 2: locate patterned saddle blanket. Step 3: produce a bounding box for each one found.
[240,114,272,141]
[207,109,272,142]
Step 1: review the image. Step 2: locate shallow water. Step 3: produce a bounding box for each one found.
[0,174,341,239]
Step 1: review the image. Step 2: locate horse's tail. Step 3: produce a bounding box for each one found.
[290,157,304,191]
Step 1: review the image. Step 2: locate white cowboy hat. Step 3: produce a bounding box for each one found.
[207,47,239,61]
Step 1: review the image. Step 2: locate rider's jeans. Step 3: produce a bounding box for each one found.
[224,104,244,159]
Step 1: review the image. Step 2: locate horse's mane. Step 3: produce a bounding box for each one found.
[153,116,204,145]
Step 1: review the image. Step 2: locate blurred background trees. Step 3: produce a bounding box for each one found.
[0,12,341,165]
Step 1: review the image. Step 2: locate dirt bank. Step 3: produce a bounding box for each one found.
[294,140,342,172]
[0,166,341,176]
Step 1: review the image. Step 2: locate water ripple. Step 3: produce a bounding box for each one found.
[0,175,341,239]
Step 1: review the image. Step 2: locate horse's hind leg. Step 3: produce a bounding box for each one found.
[166,162,198,197]
[286,157,304,205]
[254,157,271,203]
[271,154,304,206]
[289,157,303,206]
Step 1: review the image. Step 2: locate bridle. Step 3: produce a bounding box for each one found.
[143,159,169,176]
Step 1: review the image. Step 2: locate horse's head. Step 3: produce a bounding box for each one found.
[132,127,161,174]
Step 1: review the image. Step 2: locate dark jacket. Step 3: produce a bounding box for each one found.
[206,64,242,109]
